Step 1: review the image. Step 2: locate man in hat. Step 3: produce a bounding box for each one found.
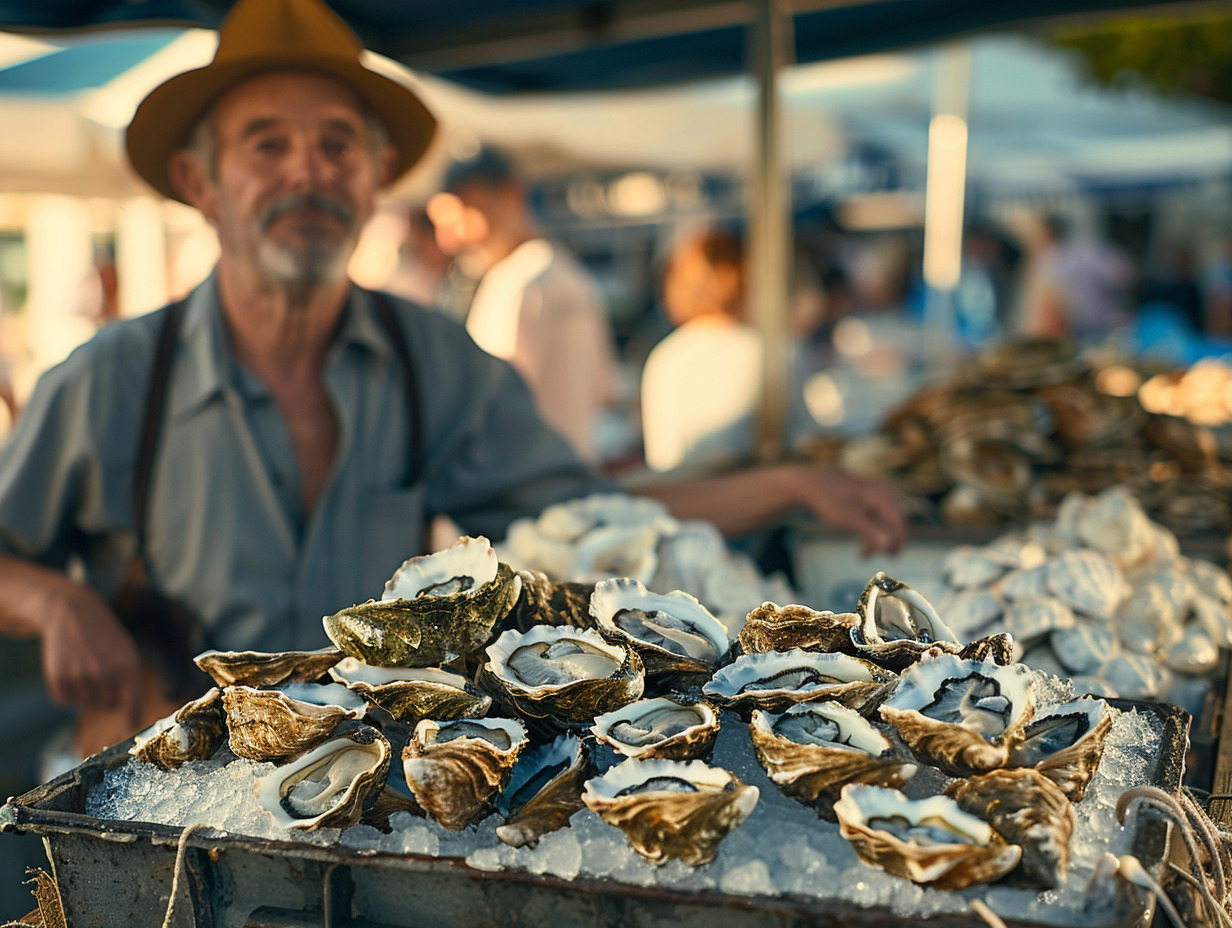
[0,0,904,754]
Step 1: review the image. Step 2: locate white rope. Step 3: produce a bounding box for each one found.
[968,898,1007,928]
[160,823,210,928]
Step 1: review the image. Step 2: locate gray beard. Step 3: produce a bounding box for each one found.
[256,237,350,287]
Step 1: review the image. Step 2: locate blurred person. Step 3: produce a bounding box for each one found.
[429,148,617,463]
[381,205,451,307]
[0,0,905,765]
[1017,214,1134,344]
[641,231,816,472]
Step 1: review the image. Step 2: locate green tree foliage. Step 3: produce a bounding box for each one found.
[1051,12,1232,106]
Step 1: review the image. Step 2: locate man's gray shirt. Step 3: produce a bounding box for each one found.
[0,276,610,652]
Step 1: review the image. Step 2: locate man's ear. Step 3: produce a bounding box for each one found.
[167,150,217,219]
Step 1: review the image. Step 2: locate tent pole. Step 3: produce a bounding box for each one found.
[748,0,793,462]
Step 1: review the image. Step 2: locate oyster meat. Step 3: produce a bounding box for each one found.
[879,651,1035,778]
[852,573,961,671]
[749,702,916,815]
[477,625,644,729]
[834,784,1021,890]
[323,536,522,667]
[256,721,390,831]
[590,578,729,681]
[591,696,721,761]
[402,717,529,830]
[581,758,759,866]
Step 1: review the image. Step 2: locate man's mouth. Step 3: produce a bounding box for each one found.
[261,194,354,230]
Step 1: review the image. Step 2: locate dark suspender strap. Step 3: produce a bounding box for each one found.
[133,300,187,558]
[368,290,424,489]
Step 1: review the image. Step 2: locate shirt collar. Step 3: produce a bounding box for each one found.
[170,275,391,421]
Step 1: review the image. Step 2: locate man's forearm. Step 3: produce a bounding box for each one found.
[0,552,72,638]
[629,463,803,539]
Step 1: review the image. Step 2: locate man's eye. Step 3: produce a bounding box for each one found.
[323,139,352,158]
[254,138,285,154]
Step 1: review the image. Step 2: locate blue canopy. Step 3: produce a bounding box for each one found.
[0,0,1195,93]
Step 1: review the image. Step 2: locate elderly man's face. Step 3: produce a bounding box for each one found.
[179,71,392,286]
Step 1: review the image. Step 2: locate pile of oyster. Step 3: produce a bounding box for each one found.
[935,485,1232,707]
[818,338,1232,533]
[125,533,1119,893]
[497,493,795,636]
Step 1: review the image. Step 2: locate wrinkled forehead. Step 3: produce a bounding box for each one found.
[204,70,372,139]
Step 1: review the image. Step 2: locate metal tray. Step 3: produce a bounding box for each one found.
[0,699,1189,928]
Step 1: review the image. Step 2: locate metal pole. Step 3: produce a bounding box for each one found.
[748,0,793,461]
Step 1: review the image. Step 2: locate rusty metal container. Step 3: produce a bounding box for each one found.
[0,699,1189,928]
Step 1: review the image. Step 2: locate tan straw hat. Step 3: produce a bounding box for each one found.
[126,0,436,202]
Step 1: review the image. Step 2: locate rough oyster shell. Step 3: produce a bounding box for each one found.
[1046,549,1128,620]
[702,649,897,716]
[749,702,916,816]
[942,546,1016,590]
[328,659,491,725]
[494,735,590,848]
[222,685,357,762]
[946,767,1074,888]
[852,573,960,671]
[476,625,644,730]
[194,647,345,688]
[834,784,1021,890]
[590,578,729,682]
[738,602,859,655]
[958,633,1016,666]
[256,721,390,831]
[1050,625,1118,676]
[581,758,759,866]
[505,569,595,631]
[131,687,226,769]
[591,696,721,761]
[879,652,1035,778]
[402,717,529,830]
[1007,697,1111,802]
[569,523,660,585]
[323,536,522,667]
[1003,596,1076,650]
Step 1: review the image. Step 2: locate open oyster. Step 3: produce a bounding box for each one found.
[834,784,1021,890]
[132,688,226,769]
[879,651,1035,778]
[223,685,358,762]
[703,649,897,716]
[946,767,1074,888]
[581,758,759,866]
[402,717,528,830]
[852,573,961,671]
[476,625,644,730]
[256,721,390,831]
[591,696,720,761]
[570,523,661,585]
[194,647,345,688]
[323,536,522,667]
[590,578,729,682]
[749,702,916,816]
[738,602,859,655]
[328,659,490,725]
[1007,697,1111,802]
[494,735,590,848]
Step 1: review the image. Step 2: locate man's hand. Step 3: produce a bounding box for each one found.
[38,581,142,726]
[789,465,907,556]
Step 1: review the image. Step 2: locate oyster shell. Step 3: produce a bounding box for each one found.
[1050,625,1117,675]
[222,685,358,762]
[941,590,1003,640]
[879,652,1036,778]
[323,536,522,667]
[194,647,345,688]
[834,784,1021,890]
[958,633,1015,666]
[852,573,960,671]
[590,578,729,682]
[591,696,721,761]
[328,659,490,725]
[402,717,529,830]
[1046,549,1127,620]
[256,721,390,831]
[1007,697,1112,802]
[569,523,660,585]
[1003,596,1076,650]
[946,767,1074,888]
[941,546,1016,590]
[702,649,897,716]
[494,735,590,848]
[477,625,644,730]
[581,758,759,866]
[132,687,226,769]
[738,602,859,655]
[505,569,595,631]
[749,702,916,816]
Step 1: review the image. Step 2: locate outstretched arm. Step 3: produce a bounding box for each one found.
[0,553,142,724]
[631,462,907,556]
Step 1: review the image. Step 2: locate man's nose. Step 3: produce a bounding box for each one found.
[284,136,331,187]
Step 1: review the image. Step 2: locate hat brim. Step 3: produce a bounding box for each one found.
[126,55,436,203]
